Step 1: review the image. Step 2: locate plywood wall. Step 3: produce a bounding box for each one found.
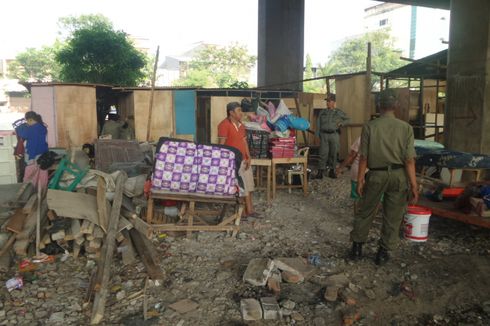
[210,96,243,144]
[31,86,57,147]
[133,90,174,142]
[54,86,97,148]
[336,74,372,124]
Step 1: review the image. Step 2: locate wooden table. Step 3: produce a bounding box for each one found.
[147,191,244,237]
[418,197,490,229]
[271,156,308,199]
[251,158,272,204]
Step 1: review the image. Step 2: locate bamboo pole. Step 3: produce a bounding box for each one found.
[146,46,160,142]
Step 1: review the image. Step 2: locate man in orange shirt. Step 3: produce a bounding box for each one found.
[218,102,257,218]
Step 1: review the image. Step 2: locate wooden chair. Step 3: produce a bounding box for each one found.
[287,147,309,193]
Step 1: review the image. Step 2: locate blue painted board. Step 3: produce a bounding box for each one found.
[174,90,196,137]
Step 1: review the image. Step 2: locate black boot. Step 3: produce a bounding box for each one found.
[349,242,363,260]
[314,169,324,179]
[328,169,337,179]
[375,247,390,266]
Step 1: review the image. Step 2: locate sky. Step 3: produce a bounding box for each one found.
[0,0,378,65]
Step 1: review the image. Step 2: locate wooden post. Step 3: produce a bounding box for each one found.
[90,172,127,325]
[35,185,42,257]
[365,42,372,120]
[146,46,160,142]
[294,97,308,146]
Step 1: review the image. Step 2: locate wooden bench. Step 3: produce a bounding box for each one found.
[146,190,244,238]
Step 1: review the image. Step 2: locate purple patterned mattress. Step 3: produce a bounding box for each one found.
[152,140,239,196]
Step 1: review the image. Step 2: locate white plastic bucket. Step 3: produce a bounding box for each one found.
[404,206,432,242]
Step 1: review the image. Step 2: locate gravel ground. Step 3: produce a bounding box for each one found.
[1,174,490,325]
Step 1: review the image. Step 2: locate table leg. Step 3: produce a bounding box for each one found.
[146,195,154,224]
[303,162,308,196]
[272,163,276,199]
[187,201,195,239]
[267,165,271,204]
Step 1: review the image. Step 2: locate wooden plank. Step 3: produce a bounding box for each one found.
[22,194,38,214]
[54,85,97,148]
[129,228,163,280]
[16,198,47,241]
[81,221,95,235]
[71,220,82,239]
[128,216,153,239]
[93,225,104,239]
[120,231,136,266]
[97,178,109,233]
[134,90,174,142]
[118,216,133,233]
[151,224,237,232]
[0,233,15,258]
[47,189,100,226]
[4,208,27,234]
[90,172,127,325]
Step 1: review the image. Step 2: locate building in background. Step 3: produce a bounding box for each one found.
[0,59,30,130]
[363,2,449,59]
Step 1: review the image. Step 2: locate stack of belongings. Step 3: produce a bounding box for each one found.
[241,98,310,158]
[152,137,244,196]
[270,137,296,158]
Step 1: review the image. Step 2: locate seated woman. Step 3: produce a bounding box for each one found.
[15,111,49,190]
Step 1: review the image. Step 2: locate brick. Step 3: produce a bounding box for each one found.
[240,298,262,321]
[267,277,281,295]
[260,297,281,320]
[243,258,274,286]
[282,271,303,284]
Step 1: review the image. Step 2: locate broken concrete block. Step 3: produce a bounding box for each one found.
[280,299,296,310]
[243,258,274,286]
[324,286,340,302]
[168,299,199,314]
[260,296,281,320]
[273,257,316,280]
[325,273,349,287]
[240,298,262,321]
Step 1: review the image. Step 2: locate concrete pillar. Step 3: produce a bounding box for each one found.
[445,0,490,153]
[258,0,304,90]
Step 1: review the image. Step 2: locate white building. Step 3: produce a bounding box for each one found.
[363,3,449,59]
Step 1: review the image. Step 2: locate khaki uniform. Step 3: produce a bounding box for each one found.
[317,108,349,170]
[101,120,122,139]
[350,112,416,250]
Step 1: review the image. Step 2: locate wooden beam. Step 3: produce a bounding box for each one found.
[90,172,127,325]
[129,228,163,280]
[96,177,109,232]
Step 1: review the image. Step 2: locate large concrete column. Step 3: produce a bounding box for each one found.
[258,0,304,90]
[445,0,490,153]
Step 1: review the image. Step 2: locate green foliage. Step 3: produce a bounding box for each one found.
[174,43,256,88]
[303,54,324,93]
[56,23,146,86]
[8,42,62,82]
[57,14,113,39]
[320,29,404,76]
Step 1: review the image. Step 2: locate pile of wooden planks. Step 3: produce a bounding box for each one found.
[0,183,47,260]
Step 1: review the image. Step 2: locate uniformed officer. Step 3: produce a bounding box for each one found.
[315,93,349,179]
[349,89,418,265]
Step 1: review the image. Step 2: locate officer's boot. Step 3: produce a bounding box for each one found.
[349,242,363,260]
[328,168,337,179]
[375,247,390,266]
[315,169,324,179]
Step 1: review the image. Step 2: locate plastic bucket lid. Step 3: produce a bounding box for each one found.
[407,205,432,215]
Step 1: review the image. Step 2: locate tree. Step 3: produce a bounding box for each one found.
[303,54,324,93]
[320,29,404,77]
[57,14,113,40]
[8,42,62,82]
[173,43,256,88]
[56,23,146,86]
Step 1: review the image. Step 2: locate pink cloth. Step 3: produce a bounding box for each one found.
[24,163,48,191]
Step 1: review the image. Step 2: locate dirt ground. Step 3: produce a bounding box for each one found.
[1,174,490,326]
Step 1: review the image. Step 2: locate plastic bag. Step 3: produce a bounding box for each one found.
[288,116,310,131]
